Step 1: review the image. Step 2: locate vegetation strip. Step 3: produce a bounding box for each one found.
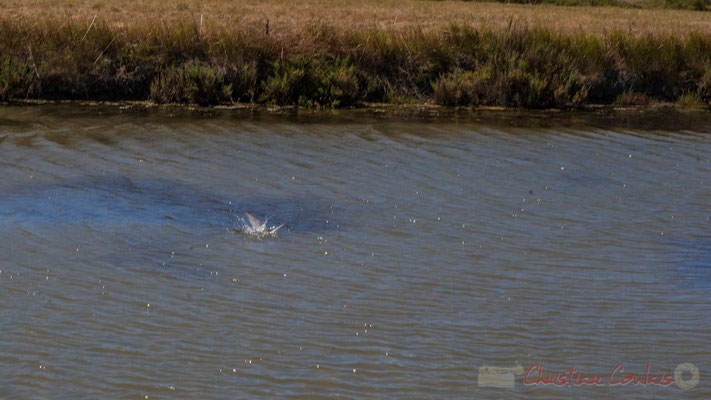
[1,15,711,109]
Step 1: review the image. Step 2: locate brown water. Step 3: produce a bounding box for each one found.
[0,106,709,399]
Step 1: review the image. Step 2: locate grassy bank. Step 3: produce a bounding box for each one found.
[2,1,711,109]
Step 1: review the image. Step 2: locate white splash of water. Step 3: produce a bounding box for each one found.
[241,212,284,238]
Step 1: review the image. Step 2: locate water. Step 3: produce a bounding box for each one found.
[0,105,709,398]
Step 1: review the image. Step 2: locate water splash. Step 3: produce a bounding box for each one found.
[240,212,284,238]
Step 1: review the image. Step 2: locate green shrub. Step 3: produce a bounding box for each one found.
[260,56,360,107]
[432,69,489,106]
[494,68,551,108]
[432,31,589,109]
[226,61,258,103]
[0,57,35,100]
[150,61,232,105]
[698,68,711,105]
[675,91,705,107]
[615,90,649,106]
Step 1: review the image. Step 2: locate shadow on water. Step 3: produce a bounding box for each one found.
[0,175,345,279]
[0,175,342,233]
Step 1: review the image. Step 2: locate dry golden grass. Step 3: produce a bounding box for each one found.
[3,0,711,36]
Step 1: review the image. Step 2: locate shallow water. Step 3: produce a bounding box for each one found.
[0,105,709,399]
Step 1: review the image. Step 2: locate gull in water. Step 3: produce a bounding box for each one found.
[244,212,284,237]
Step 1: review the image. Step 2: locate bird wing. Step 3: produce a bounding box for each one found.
[245,212,262,230]
[270,223,285,234]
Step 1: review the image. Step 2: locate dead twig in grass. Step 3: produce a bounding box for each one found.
[80,14,97,43]
[25,41,41,79]
[93,36,117,65]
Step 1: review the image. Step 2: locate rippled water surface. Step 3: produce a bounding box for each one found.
[1,106,710,399]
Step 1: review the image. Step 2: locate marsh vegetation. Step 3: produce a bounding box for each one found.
[2,0,711,108]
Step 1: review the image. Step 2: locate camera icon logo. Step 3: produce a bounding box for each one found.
[478,364,524,388]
